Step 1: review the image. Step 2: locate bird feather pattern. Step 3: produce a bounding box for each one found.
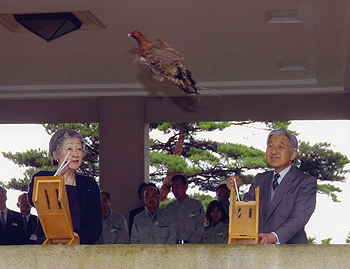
[128,31,198,94]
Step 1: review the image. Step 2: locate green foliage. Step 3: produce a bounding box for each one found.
[295,141,349,182]
[217,143,267,168]
[197,122,233,131]
[1,149,54,191]
[308,236,316,244]
[151,122,233,134]
[317,184,342,202]
[294,141,349,202]
[308,236,333,244]
[44,123,99,138]
[149,152,202,175]
[1,149,51,168]
[346,231,350,243]
[321,237,332,244]
[4,178,30,192]
[159,197,176,208]
[264,121,295,133]
[190,192,216,211]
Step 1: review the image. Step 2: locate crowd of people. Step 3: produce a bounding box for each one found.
[0,179,230,245]
[0,128,317,245]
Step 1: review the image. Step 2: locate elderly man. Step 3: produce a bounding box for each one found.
[227,129,317,244]
[17,193,38,244]
[95,191,130,244]
[0,186,25,245]
[131,185,176,244]
[166,174,204,244]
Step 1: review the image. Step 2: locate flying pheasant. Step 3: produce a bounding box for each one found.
[128,31,199,94]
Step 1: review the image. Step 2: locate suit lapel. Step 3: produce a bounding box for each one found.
[259,171,273,222]
[27,215,37,232]
[265,167,296,221]
[0,219,4,233]
[6,210,12,229]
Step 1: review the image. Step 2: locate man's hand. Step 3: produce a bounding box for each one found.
[258,233,277,244]
[160,184,170,201]
[226,176,240,189]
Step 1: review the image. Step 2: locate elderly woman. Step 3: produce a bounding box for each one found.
[200,200,229,244]
[28,129,102,244]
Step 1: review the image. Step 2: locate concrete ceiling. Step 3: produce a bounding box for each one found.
[0,1,349,99]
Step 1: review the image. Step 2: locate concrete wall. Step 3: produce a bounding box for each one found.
[0,244,349,269]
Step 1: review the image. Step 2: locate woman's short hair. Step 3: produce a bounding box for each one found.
[267,129,298,151]
[49,129,85,166]
[205,200,229,225]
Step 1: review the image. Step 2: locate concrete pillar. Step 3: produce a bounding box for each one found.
[99,96,148,222]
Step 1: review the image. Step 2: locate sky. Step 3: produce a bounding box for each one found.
[1,121,350,244]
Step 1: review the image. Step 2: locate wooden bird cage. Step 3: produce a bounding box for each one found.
[228,186,259,244]
[32,176,79,245]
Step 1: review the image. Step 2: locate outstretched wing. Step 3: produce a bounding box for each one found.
[144,39,185,65]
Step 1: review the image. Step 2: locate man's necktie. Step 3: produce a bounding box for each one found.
[23,216,27,231]
[273,173,280,190]
[0,211,5,232]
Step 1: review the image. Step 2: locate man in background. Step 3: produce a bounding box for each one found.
[17,192,38,244]
[0,186,25,245]
[131,185,176,244]
[128,182,157,235]
[166,174,204,244]
[95,191,130,244]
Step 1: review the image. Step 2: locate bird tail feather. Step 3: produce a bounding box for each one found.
[171,65,199,94]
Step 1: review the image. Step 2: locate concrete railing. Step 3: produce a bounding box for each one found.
[0,244,349,269]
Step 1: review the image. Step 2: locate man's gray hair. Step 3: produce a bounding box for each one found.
[267,129,298,151]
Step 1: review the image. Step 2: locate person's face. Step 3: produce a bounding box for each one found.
[144,187,160,213]
[266,135,297,173]
[0,187,6,210]
[216,188,230,204]
[53,137,83,171]
[101,193,111,218]
[171,179,188,200]
[17,194,31,216]
[210,207,223,225]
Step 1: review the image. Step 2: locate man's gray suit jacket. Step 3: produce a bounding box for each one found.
[244,166,317,244]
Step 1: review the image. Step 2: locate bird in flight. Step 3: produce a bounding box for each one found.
[128,31,199,94]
